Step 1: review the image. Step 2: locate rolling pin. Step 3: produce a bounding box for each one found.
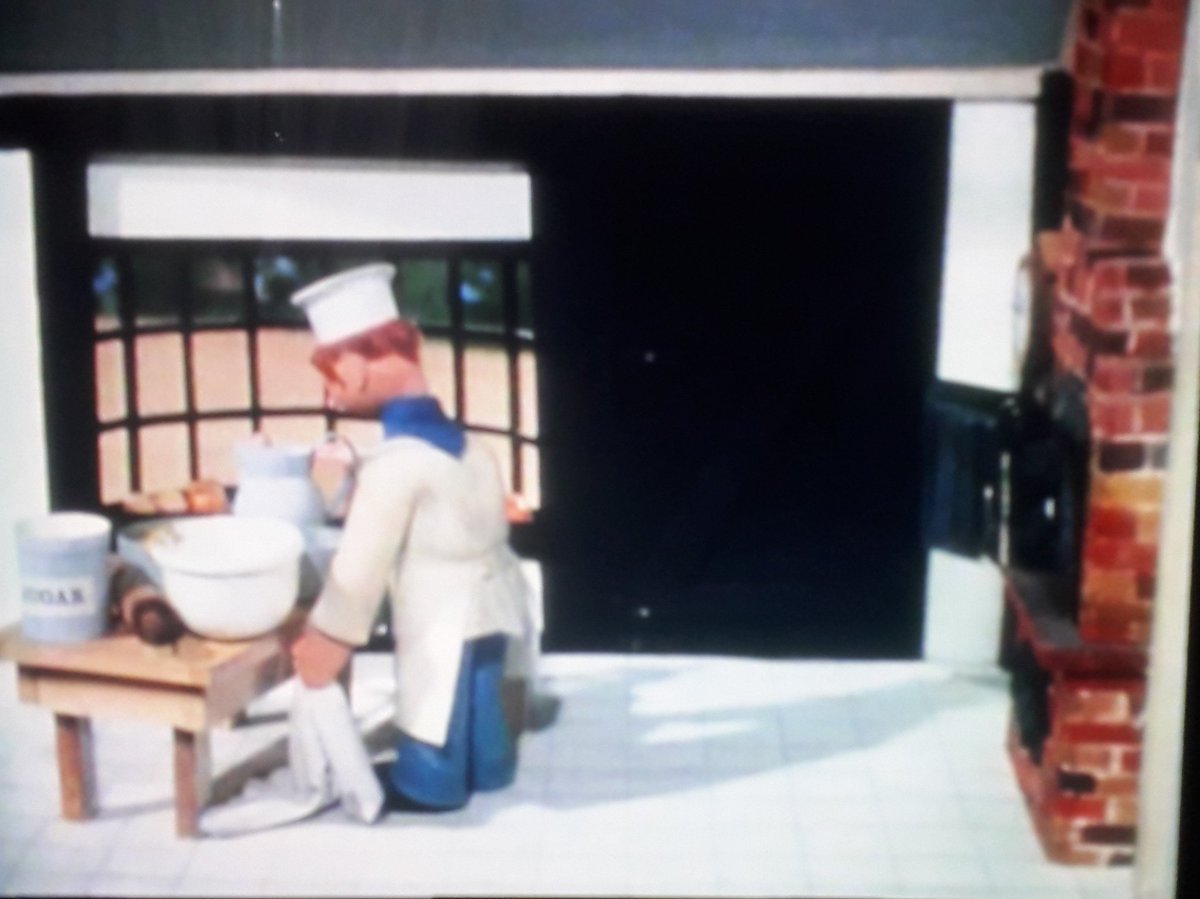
[107,555,186,646]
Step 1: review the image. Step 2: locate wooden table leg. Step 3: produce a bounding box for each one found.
[173,729,212,838]
[54,714,97,820]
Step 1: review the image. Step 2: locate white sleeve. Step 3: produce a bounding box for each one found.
[308,454,418,646]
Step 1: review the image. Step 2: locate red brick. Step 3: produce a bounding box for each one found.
[1077,140,1174,182]
[1137,392,1172,432]
[1095,774,1140,796]
[1049,794,1109,820]
[1084,744,1128,772]
[1138,572,1157,599]
[1082,316,1131,355]
[1126,258,1172,288]
[1097,440,1147,471]
[1082,566,1140,602]
[1082,822,1137,844]
[1058,684,1135,722]
[1080,619,1149,643]
[1147,54,1183,91]
[1098,123,1146,154]
[1128,680,1148,708]
[1094,293,1131,326]
[1073,85,1100,129]
[1075,38,1106,84]
[1132,540,1160,573]
[1145,128,1176,155]
[1121,748,1142,772]
[1079,603,1153,644]
[1072,196,1166,246]
[1130,293,1171,321]
[1109,797,1139,826]
[1090,394,1136,437]
[1092,356,1141,391]
[1130,328,1172,358]
[1079,597,1152,629]
[1054,332,1091,378]
[1071,132,1098,164]
[1086,178,1135,212]
[1133,183,1170,214]
[1103,52,1148,90]
[1088,504,1139,538]
[1065,744,1122,773]
[1084,535,1139,568]
[1049,841,1112,865]
[1135,507,1163,542]
[1107,9,1187,53]
[1061,723,1141,744]
[1103,92,1179,126]
[1107,211,1165,244]
[1064,676,1146,695]
[1143,362,1174,390]
[1092,471,1165,504]
[1085,260,1129,294]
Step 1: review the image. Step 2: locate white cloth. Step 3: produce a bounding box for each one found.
[198,683,383,837]
[309,434,533,746]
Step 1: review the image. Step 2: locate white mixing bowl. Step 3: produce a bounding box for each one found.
[146,515,304,640]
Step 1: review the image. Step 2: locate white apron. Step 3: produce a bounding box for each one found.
[309,435,532,746]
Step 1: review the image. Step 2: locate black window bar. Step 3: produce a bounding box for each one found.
[91,240,538,513]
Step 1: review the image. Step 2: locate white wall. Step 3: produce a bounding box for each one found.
[935,103,1035,392]
[923,102,1036,667]
[0,150,51,626]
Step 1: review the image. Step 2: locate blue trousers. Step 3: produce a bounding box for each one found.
[385,633,516,809]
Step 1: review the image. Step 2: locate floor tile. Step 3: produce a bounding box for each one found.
[102,834,197,881]
[895,852,994,891]
[1,863,99,897]
[0,653,1142,898]
[82,872,183,897]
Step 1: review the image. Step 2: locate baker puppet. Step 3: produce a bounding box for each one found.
[289,263,532,811]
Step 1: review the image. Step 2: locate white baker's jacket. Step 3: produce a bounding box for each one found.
[309,433,532,747]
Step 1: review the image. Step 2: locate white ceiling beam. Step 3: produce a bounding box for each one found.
[0,66,1048,100]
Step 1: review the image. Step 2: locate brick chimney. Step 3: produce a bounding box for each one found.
[1006,0,1189,865]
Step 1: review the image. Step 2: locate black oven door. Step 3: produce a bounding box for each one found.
[922,380,1087,598]
[921,380,1013,560]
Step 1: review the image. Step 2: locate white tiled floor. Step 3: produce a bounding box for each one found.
[0,653,1135,898]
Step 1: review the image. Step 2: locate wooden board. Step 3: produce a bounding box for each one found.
[0,611,303,689]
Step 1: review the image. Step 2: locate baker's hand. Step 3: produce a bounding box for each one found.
[291,624,353,688]
[505,493,533,524]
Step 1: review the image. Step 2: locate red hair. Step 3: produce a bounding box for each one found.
[310,319,421,382]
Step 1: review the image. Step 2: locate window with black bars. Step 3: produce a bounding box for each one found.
[91,241,539,513]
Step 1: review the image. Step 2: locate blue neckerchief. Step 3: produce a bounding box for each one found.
[379,396,465,458]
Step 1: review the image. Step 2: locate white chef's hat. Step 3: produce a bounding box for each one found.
[291,263,400,346]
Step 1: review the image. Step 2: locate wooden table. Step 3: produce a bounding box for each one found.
[0,615,302,837]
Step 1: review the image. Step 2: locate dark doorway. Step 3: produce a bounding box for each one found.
[531,100,949,658]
